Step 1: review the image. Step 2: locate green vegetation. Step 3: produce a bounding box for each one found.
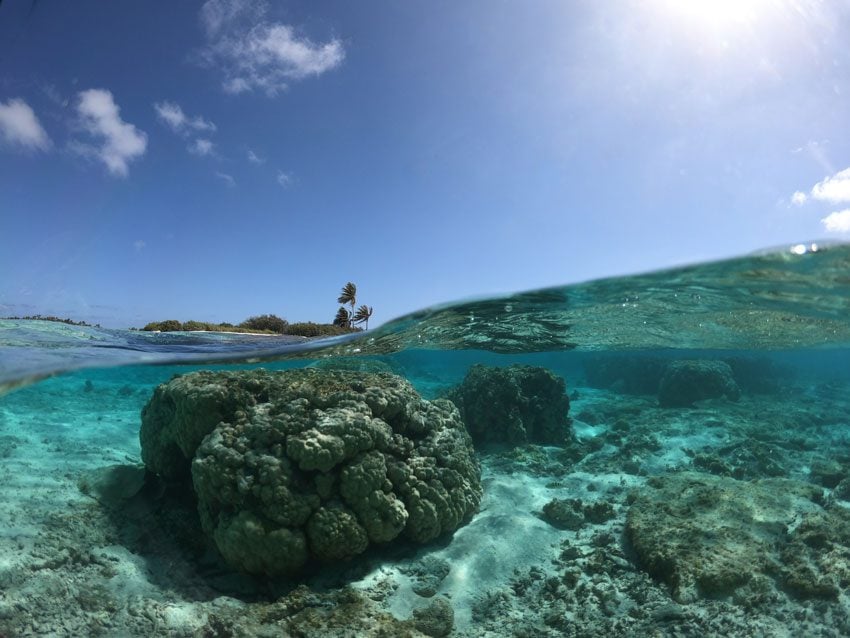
[334,282,375,329]
[333,306,351,328]
[239,314,288,333]
[337,281,357,326]
[353,304,373,330]
[143,319,183,332]
[141,317,358,337]
[2,315,101,328]
[7,285,377,337]
[139,283,375,336]
[284,322,356,337]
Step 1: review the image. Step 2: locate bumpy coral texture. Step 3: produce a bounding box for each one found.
[657,360,741,407]
[446,364,572,445]
[140,369,481,577]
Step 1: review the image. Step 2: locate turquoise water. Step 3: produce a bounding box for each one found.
[2,245,850,636]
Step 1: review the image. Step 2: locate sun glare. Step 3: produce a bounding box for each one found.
[658,0,775,29]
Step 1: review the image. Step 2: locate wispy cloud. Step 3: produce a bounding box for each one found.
[200,0,264,38]
[790,191,807,206]
[188,138,215,156]
[276,170,293,188]
[247,148,264,164]
[198,0,344,95]
[811,167,850,204]
[41,84,69,108]
[133,239,147,252]
[215,171,236,187]
[0,98,51,151]
[154,101,216,135]
[75,89,147,177]
[822,210,850,234]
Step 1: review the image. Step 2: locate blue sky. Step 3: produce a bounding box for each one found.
[1,0,849,329]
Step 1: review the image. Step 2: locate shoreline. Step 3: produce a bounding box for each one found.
[190,330,289,337]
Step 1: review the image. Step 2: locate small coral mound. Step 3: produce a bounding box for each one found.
[627,473,850,603]
[445,364,572,445]
[657,360,741,407]
[411,597,454,637]
[541,498,616,530]
[140,368,481,577]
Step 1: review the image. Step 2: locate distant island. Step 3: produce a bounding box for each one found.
[3,282,375,339]
[1,313,356,337]
[2,315,102,328]
[139,314,360,338]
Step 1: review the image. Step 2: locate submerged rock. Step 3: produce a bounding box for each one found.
[445,364,572,445]
[657,360,741,407]
[626,472,850,603]
[541,498,585,530]
[140,368,481,577]
[202,586,433,637]
[78,464,147,506]
[411,597,454,637]
[540,497,616,530]
[582,354,668,394]
[400,556,452,597]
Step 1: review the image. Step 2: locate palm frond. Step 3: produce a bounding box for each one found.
[352,305,373,323]
[337,282,357,305]
[333,307,351,327]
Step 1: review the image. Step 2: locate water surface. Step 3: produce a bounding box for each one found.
[2,244,850,637]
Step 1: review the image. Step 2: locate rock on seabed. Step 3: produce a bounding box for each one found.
[627,472,850,603]
[140,368,482,577]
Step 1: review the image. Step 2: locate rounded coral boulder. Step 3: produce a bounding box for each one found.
[140,368,481,577]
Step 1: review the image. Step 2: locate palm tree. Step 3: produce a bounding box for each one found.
[352,305,373,330]
[337,282,357,327]
[333,307,351,327]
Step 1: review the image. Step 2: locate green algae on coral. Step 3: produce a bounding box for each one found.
[140,368,481,577]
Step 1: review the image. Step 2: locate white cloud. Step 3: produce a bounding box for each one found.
[790,191,807,206]
[198,1,344,96]
[199,0,264,38]
[76,89,147,177]
[154,101,216,134]
[188,138,215,156]
[276,170,293,188]
[133,239,147,252]
[215,171,236,187]
[811,167,850,204]
[0,98,51,151]
[247,148,264,164]
[821,209,850,233]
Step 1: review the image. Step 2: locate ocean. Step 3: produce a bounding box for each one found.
[2,243,850,637]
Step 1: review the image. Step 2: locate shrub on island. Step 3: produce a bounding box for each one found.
[182,320,214,332]
[285,322,361,337]
[239,314,288,334]
[139,317,361,336]
[142,319,183,332]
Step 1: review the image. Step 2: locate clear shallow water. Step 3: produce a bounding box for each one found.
[2,245,850,636]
